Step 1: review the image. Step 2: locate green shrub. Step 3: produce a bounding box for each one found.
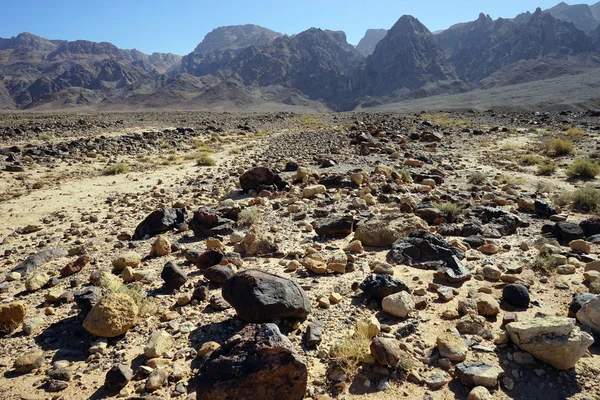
[546,138,573,156]
[537,161,557,176]
[519,154,543,166]
[570,186,600,213]
[237,207,261,227]
[468,171,487,185]
[196,155,216,166]
[566,158,600,179]
[102,163,130,176]
[436,202,465,222]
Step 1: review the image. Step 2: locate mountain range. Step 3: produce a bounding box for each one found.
[2,1,600,111]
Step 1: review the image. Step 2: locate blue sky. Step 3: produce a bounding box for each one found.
[0,1,596,55]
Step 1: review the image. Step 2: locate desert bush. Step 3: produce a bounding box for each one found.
[98,278,155,316]
[534,181,554,194]
[102,163,130,176]
[501,142,519,151]
[546,138,573,156]
[436,202,465,222]
[533,254,563,274]
[537,161,557,176]
[566,158,600,179]
[196,155,216,166]
[396,169,412,183]
[330,318,376,377]
[566,128,584,136]
[519,154,543,166]
[570,186,600,213]
[196,145,214,153]
[237,207,261,227]
[468,171,487,185]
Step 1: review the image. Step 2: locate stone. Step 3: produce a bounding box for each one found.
[478,243,501,255]
[382,292,415,318]
[240,167,275,193]
[467,386,493,400]
[132,208,187,240]
[482,266,501,281]
[189,208,235,239]
[302,184,326,198]
[569,293,598,317]
[370,337,406,366]
[25,272,50,292]
[161,261,188,292]
[585,260,600,272]
[389,231,465,266]
[359,273,409,300]
[74,286,102,316]
[354,213,428,247]
[506,317,594,370]
[60,255,90,277]
[22,316,44,335]
[534,200,557,217]
[455,362,502,388]
[241,230,277,255]
[150,235,172,257]
[579,217,600,237]
[556,264,576,275]
[502,284,530,308]
[327,251,347,273]
[0,301,26,333]
[145,330,175,358]
[302,253,327,274]
[112,251,142,272]
[456,314,486,335]
[576,296,600,335]
[204,264,237,284]
[437,255,471,282]
[552,222,584,243]
[146,368,168,391]
[105,364,133,390]
[196,323,307,400]
[476,294,500,317]
[222,269,311,322]
[344,240,364,253]
[83,293,138,338]
[12,248,67,275]
[306,321,323,346]
[424,370,450,390]
[14,350,44,373]
[194,249,224,269]
[437,287,455,302]
[570,239,591,253]
[437,332,468,362]
[513,351,535,365]
[198,341,221,357]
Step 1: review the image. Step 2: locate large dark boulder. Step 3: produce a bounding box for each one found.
[437,255,472,282]
[239,166,274,193]
[552,222,585,243]
[196,323,307,400]
[388,231,465,266]
[161,262,188,292]
[132,208,187,240]
[312,216,354,237]
[502,283,530,308]
[580,218,600,238]
[189,208,235,238]
[222,269,311,322]
[359,273,409,300]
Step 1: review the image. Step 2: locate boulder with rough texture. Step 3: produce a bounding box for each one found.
[222,269,311,322]
[83,293,138,338]
[240,230,278,255]
[359,273,410,300]
[74,287,102,316]
[239,167,275,193]
[60,255,91,277]
[506,317,594,370]
[468,386,494,400]
[312,216,354,237]
[389,231,465,266]
[112,251,142,272]
[12,248,67,275]
[302,184,326,198]
[382,292,415,318]
[370,337,407,366]
[196,323,307,400]
[150,235,171,257]
[161,262,188,292]
[25,272,50,292]
[580,218,600,238]
[132,208,187,240]
[552,222,585,243]
[455,362,502,388]
[105,364,134,390]
[14,350,44,373]
[144,330,175,358]
[502,283,530,307]
[437,332,468,362]
[189,208,235,239]
[576,296,600,335]
[476,294,500,317]
[354,213,428,247]
[0,301,27,333]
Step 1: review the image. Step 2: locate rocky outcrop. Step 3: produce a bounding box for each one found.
[195,323,307,400]
[355,29,388,56]
[132,208,187,240]
[354,213,428,247]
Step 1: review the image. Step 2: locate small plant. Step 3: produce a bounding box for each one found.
[566,128,584,136]
[436,202,465,222]
[40,134,52,141]
[196,155,216,167]
[534,181,554,194]
[102,163,130,176]
[519,154,543,166]
[330,318,376,378]
[537,161,557,176]
[196,145,214,153]
[468,171,487,185]
[533,254,563,274]
[0,318,20,335]
[546,138,573,156]
[566,158,600,179]
[237,207,261,227]
[570,186,600,213]
[501,142,519,151]
[98,276,155,316]
[229,147,242,155]
[456,152,464,158]
[396,169,412,183]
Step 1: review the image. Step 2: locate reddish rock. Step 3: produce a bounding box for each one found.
[60,255,91,277]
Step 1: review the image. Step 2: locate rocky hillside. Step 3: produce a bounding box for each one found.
[355,29,388,56]
[192,24,282,54]
[545,1,599,32]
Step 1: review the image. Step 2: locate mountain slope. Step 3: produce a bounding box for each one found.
[192,24,282,54]
[355,29,388,56]
[545,2,599,32]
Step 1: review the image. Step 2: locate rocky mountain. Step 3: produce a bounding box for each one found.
[545,2,599,32]
[437,9,596,83]
[355,29,388,56]
[354,16,458,100]
[192,24,282,54]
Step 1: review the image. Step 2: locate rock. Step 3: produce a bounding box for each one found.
[552,222,584,243]
[437,255,471,282]
[196,323,307,400]
[569,293,598,316]
[327,251,347,273]
[0,301,26,333]
[424,370,450,390]
[222,269,311,322]
[112,251,142,272]
[579,217,600,238]
[45,379,68,392]
[382,292,415,318]
[585,260,600,272]
[302,184,326,198]
[502,284,530,308]
[534,200,557,217]
[189,208,235,239]
[478,243,501,255]
[556,264,576,275]
[83,293,138,338]
[14,350,44,373]
[456,314,486,335]
[576,296,600,335]
[359,273,409,300]
[194,249,224,269]
[437,286,455,302]
[570,239,591,253]
[12,248,67,275]
[146,368,168,391]
[132,208,187,240]
[506,317,594,370]
[306,321,323,346]
[150,235,172,257]
[145,330,175,358]
[389,231,465,266]
[344,240,364,253]
[240,229,277,255]
[204,264,237,284]
[467,386,493,400]
[22,316,44,335]
[513,351,535,365]
[476,294,500,317]
[312,216,354,237]
[370,337,406,366]
[455,362,502,388]
[437,332,468,362]
[60,255,90,277]
[74,287,102,316]
[25,272,50,292]
[354,213,428,247]
[161,261,188,292]
[302,253,327,274]
[239,167,275,193]
[105,364,133,390]
[482,266,501,281]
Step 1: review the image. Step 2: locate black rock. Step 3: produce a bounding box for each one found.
[12,248,67,275]
[502,284,530,308]
[534,200,558,218]
[195,249,224,269]
[463,235,484,248]
[161,262,188,292]
[74,286,102,316]
[580,218,600,238]
[569,293,598,317]
[388,231,465,266]
[312,216,354,237]
[437,255,472,282]
[552,222,585,243]
[189,208,235,239]
[239,167,275,193]
[359,273,410,300]
[105,364,134,390]
[222,269,311,322]
[192,283,209,301]
[305,321,323,346]
[132,208,187,240]
[285,161,299,172]
[204,264,236,284]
